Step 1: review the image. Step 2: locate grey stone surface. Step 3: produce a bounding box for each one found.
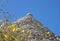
[14,13,60,41]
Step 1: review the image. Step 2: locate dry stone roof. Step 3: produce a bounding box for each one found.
[14,13,60,41]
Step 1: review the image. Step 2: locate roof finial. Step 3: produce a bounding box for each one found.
[26,13,33,18]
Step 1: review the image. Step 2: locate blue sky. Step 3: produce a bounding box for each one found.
[0,0,60,36]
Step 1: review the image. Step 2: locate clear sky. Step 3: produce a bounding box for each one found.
[0,0,60,36]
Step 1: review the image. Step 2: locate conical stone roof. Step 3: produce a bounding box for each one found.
[14,13,60,41]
